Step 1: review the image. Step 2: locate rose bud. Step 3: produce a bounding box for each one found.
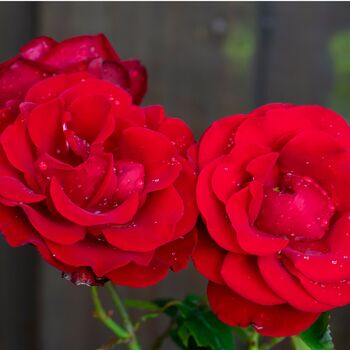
[193,104,350,336]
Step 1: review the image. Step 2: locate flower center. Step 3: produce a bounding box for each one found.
[255,172,335,241]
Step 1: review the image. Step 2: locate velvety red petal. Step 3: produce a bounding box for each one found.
[211,144,267,203]
[107,259,169,288]
[246,152,279,186]
[88,58,129,91]
[61,78,132,107]
[234,106,313,149]
[192,223,226,284]
[41,34,117,69]
[197,159,243,253]
[207,282,320,337]
[1,116,36,174]
[283,247,350,283]
[0,58,48,106]
[20,36,57,61]
[198,115,246,169]
[68,94,111,143]
[172,158,198,238]
[22,204,85,245]
[122,59,147,105]
[143,105,166,130]
[298,274,350,307]
[50,177,139,226]
[0,176,45,203]
[290,105,350,150]
[28,98,66,155]
[103,186,183,252]
[258,256,332,312]
[279,130,346,208]
[157,227,198,272]
[0,204,72,271]
[226,187,288,255]
[47,238,154,277]
[25,72,92,104]
[157,117,195,157]
[222,253,284,305]
[118,127,181,193]
[256,174,334,241]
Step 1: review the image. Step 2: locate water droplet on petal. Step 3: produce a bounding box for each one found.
[38,161,48,171]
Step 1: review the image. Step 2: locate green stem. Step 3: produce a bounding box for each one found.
[106,282,141,350]
[248,330,260,350]
[91,286,129,339]
[261,337,286,350]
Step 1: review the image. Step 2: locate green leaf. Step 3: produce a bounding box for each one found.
[292,313,334,350]
[156,294,235,350]
[291,336,312,350]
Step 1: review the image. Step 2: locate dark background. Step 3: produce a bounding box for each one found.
[0,2,350,350]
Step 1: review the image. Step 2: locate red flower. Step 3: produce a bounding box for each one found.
[0,34,147,119]
[0,72,197,287]
[193,104,350,336]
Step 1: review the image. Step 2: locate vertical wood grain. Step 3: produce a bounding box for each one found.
[0,4,39,350]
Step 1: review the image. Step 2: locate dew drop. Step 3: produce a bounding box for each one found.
[38,161,48,171]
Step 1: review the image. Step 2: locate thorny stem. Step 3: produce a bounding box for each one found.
[106,282,141,350]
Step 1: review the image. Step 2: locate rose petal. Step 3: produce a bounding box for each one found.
[192,223,226,284]
[258,255,332,312]
[103,186,183,252]
[222,253,284,305]
[198,115,246,169]
[208,282,320,337]
[47,238,154,277]
[50,177,139,226]
[197,159,244,253]
[0,176,45,203]
[22,204,85,245]
[226,187,289,255]
[41,34,118,69]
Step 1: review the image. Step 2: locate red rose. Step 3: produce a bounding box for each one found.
[193,104,350,336]
[0,34,147,120]
[0,72,197,287]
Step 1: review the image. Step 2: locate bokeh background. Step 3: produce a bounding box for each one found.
[0,2,350,349]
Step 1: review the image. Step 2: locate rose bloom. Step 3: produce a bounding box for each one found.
[193,104,350,336]
[0,33,147,125]
[0,72,197,287]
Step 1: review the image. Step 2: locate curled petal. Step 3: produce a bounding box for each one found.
[192,223,226,284]
[198,115,246,169]
[226,187,288,255]
[197,159,244,253]
[47,238,154,277]
[50,177,139,226]
[208,282,320,337]
[258,255,332,312]
[103,186,183,252]
[222,253,284,305]
[22,204,85,245]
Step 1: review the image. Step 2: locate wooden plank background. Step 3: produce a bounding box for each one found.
[1,2,350,350]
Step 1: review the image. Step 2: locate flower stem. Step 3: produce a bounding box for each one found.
[106,282,141,350]
[247,330,260,350]
[91,286,129,339]
[261,337,285,350]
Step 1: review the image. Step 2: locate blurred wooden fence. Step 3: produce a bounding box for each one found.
[1,2,350,350]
